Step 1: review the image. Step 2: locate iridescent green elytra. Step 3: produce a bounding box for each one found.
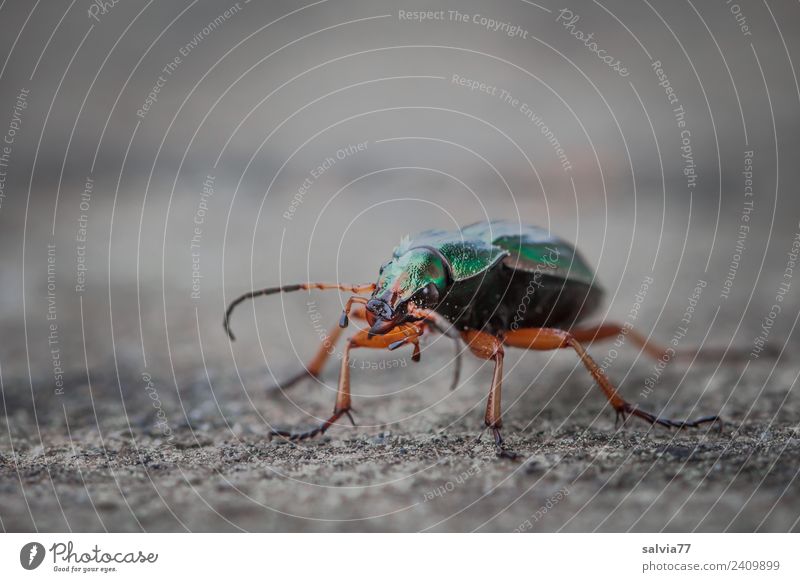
[367,219,603,336]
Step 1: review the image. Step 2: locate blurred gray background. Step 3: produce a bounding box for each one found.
[1,0,799,532]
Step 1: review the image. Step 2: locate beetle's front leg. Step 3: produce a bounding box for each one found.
[270,326,420,441]
[265,306,369,393]
[387,323,426,361]
[461,330,519,460]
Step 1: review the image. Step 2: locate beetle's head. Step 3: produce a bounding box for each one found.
[365,247,449,336]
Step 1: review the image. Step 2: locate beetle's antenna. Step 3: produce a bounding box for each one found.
[224,282,376,341]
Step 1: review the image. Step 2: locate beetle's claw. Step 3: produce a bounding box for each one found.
[615,408,628,430]
[339,311,349,328]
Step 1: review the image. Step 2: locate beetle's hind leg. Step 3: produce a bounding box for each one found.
[270,325,423,441]
[568,322,758,363]
[503,327,721,432]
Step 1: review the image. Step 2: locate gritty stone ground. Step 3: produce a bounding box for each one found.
[1,349,798,532]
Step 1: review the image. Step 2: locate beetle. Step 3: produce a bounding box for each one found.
[224,220,720,457]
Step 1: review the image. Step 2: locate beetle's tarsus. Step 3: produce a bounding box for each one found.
[270,425,325,442]
[617,402,722,432]
[269,408,350,442]
[473,427,519,459]
[269,410,356,441]
[492,428,520,460]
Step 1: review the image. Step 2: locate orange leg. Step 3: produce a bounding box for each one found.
[271,324,423,441]
[461,330,518,459]
[569,322,756,362]
[267,306,368,392]
[504,327,721,430]
[569,323,674,360]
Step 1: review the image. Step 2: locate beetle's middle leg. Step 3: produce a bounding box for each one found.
[270,325,423,441]
[461,330,519,459]
[504,327,721,430]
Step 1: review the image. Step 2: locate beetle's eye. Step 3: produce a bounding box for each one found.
[414,283,440,307]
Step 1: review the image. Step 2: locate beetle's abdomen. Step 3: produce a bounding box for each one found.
[498,272,603,331]
[435,263,603,334]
